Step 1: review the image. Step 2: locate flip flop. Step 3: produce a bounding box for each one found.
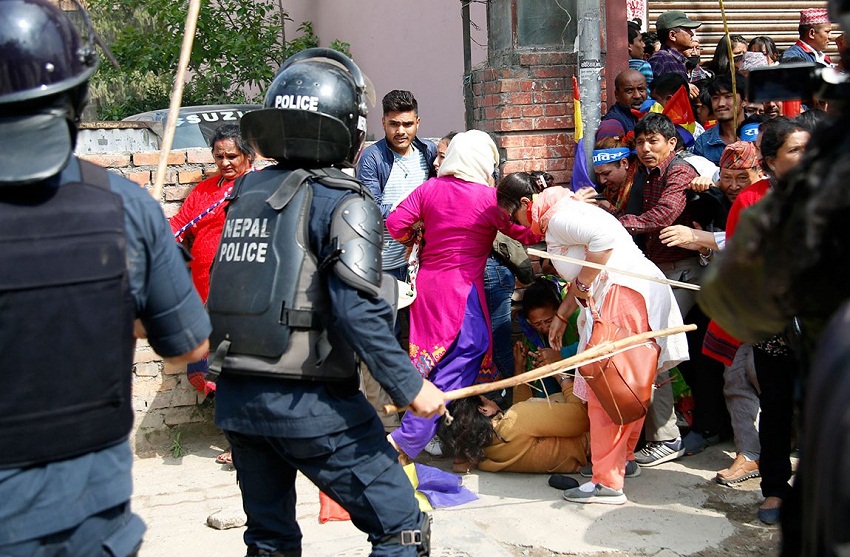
[215,450,232,465]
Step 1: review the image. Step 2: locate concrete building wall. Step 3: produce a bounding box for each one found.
[282,0,488,140]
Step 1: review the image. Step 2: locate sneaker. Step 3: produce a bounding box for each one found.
[634,439,685,467]
[716,454,760,485]
[579,460,641,478]
[423,437,443,457]
[563,482,627,505]
[682,430,721,456]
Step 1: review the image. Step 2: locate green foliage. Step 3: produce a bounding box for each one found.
[170,429,185,459]
[86,0,349,120]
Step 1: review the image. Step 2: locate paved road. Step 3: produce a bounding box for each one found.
[132,435,783,556]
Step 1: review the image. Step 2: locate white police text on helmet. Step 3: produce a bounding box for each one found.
[218,218,271,263]
[274,95,320,111]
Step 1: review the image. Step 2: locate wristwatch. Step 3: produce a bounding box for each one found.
[574,278,591,293]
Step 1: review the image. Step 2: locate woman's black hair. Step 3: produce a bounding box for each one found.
[496,171,543,214]
[436,397,494,465]
[520,277,561,317]
[706,34,748,75]
[795,109,828,134]
[748,36,781,63]
[758,116,807,174]
[210,123,255,161]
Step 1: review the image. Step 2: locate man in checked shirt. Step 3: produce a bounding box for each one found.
[618,112,700,468]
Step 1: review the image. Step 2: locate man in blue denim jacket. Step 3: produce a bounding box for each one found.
[357,90,437,281]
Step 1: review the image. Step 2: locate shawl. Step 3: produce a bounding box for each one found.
[529,186,577,235]
[437,129,499,185]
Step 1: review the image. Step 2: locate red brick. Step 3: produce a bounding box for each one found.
[498,79,524,93]
[484,107,501,121]
[501,161,526,174]
[179,170,204,184]
[543,103,567,116]
[164,185,194,202]
[132,151,184,166]
[187,149,214,164]
[525,133,564,147]
[532,116,570,130]
[481,94,500,107]
[518,52,568,66]
[533,91,568,104]
[521,78,566,92]
[500,105,523,119]
[504,146,539,160]
[502,92,533,105]
[79,153,131,168]
[493,119,534,132]
[546,145,570,159]
[499,135,526,148]
[477,120,498,134]
[124,171,151,186]
[164,169,179,185]
[483,81,500,95]
[472,82,483,96]
[522,105,543,118]
[530,66,571,78]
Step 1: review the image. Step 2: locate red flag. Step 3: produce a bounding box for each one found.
[662,85,695,132]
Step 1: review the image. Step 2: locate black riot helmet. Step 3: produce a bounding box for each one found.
[240,48,374,167]
[0,0,98,186]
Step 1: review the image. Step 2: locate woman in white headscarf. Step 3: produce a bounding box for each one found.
[385,130,538,461]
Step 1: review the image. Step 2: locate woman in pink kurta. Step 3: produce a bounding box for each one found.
[386,130,537,459]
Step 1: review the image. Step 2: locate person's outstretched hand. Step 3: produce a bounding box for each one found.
[408,379,446,418]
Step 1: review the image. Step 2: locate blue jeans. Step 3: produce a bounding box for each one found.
[483,256,515,382]
[225,415,424,556]
[385,265,408,340]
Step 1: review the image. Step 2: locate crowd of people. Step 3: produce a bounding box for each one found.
[344,4,842,529]
[4,0,847,555]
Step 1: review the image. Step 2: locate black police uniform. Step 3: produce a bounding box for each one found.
[0,158,211,555]
[213,171,428,556]
[0,2,210,554]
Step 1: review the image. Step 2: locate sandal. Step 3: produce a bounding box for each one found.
[215,449,232,465]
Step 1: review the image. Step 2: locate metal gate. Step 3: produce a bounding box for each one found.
[647,1,836,59]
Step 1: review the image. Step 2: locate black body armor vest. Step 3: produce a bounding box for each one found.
[0,160,135,469]
[207,167,374,382]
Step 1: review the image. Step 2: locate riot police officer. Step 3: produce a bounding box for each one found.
[0,1,211,555]
[207,49,446,556]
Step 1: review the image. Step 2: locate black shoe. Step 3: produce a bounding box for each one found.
[548,474,579,490]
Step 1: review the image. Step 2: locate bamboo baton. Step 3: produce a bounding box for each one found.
[383,323,696,414]
[527,248,701,291]
[151,0,202,201]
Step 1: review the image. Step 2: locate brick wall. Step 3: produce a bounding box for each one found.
[470,51,606,187]
[79,149,231,455]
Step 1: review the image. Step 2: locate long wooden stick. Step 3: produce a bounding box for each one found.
[528,248,701,291]
[151,0,202,201]
[383,323,696,414]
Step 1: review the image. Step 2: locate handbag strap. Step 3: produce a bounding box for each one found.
[586,294,601,319]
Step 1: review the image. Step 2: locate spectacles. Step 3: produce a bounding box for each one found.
[733,54,744,63]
